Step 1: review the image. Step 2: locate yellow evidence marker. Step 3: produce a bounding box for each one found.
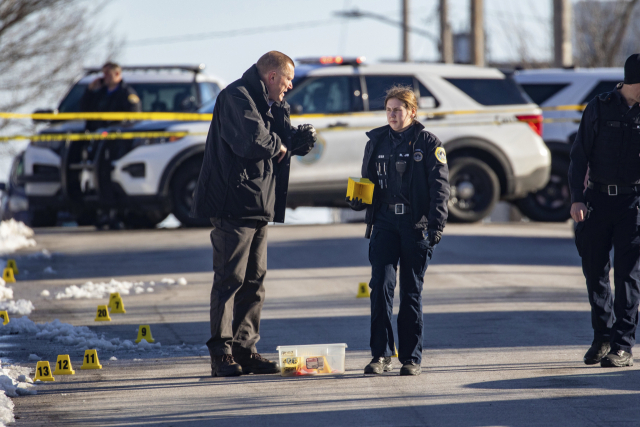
[392,344,398,358]
[346,177,374,205]
[0,311,9,325]
[135,325,155,343]
[356,282,370,298]
[108,292,126,314]
[6,259,18,275]
[52,355,75,375]
[2,268,15,284]
[94,305,111,321]
[34,361,55,381]
[80,349,102,370]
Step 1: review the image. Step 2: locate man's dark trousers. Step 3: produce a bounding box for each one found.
[206,217,268,357]
[576,188,640,353]
[368,208,434,364]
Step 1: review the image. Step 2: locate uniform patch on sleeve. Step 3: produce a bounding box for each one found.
[128,94,140,104]
[435,147,447,164]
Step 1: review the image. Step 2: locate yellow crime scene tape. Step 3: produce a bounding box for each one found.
[0,104,586,142]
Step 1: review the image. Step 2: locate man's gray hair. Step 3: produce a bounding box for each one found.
[256,51,294,76]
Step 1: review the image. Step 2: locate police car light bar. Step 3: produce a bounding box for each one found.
[296,56,366,66]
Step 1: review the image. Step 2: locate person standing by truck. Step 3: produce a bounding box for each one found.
[80,62,141,131]
[347,85,450,376]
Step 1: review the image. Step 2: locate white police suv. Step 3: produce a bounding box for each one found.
[19,65,223,227]
[286,57,551,223]
[514,68,623,221]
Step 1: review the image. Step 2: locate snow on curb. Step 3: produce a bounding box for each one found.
[0,220,36,255]
[0,279,33,316]
[53,277,188,300]
[0,362,36,425]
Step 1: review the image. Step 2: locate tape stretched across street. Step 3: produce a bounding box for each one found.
[0,131,201,142]
[0,104,586,123]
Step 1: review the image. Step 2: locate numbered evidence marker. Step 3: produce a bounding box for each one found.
[6,259,18,275]
[94,305,111,321]
[52,354,75,375]
[80,349,102,370]
[34,361,55,381]
[108,292,126,314]
[0,310,9,325]
[2,268,15,284]
[135,325,155,343]
[356,282,370,298]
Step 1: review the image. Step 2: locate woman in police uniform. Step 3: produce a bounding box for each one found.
[347,85,450,376]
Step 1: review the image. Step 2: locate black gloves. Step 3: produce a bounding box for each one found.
[346,196,366,211]
[292,124,317,155]
[426,230,442,246]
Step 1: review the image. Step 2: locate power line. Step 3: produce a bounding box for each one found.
[128,20,338,47]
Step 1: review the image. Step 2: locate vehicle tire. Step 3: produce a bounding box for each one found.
[30,209,57,227]
[170,160,210,227]
[447,157,500,223]
[76,210,97,226]
[515,157,571,222]
[122,210,168,229]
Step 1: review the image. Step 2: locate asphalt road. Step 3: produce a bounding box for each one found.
[7,221,640,426]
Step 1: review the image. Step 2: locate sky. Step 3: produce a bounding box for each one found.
[100,0,556,84]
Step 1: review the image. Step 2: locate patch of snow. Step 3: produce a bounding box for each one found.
[133,358,143,361]
[157,214,181,229]
[134,287,144,295]
[0,317,161,352]
[146,288,154,293]
[43,266,56,274]
[54,279,146,300]
[149,281,155,286]
[0,220,36,255]
[178,277,187,286]
[27,354,40,361]
[0,300,34,315]
[0,280,13,302]
[161,278,175,285]
[109,356,117,361]
[40,290,50,298]
[0,361,37,424]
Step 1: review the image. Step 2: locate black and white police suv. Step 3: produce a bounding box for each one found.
[286,57,551,222]
[513,68,623,221]
[18,65,223,227]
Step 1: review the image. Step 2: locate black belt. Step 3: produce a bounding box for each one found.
[587,181,640,195]
[386,203,411,214]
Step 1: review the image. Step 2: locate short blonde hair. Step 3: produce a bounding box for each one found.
[384,85,418,115]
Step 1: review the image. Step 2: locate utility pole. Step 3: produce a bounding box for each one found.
[553,0,573,67]
[402,0,410,62]
[440,0,453,63]
[470,0,484,66]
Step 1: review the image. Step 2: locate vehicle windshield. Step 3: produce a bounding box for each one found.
[198,98,217,113]
[58,82,203,113]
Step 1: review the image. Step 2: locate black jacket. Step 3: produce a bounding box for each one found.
[362,122,450,232]
[80,80,141,131]
[191,65,312,222]
[569,87,640,204]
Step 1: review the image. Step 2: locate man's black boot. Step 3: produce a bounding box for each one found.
[600,349,634,367]
[211,354,243,377]
[364,357,393,374]
[399,361,421,376]
[583,340,610,365]
[235,353,279,374]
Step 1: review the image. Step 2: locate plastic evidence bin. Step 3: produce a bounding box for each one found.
[276,343,348,377]
[346,177,374,205]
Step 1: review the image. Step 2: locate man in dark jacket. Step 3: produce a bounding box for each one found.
[80,62,141,131]
[191,51,316,377]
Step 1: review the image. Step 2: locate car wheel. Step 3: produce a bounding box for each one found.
[515,157,571,222]
[447,157,500,223]
[30,209,58,227]
[170,160,210,227]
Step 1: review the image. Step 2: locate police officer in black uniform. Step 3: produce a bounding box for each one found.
[347,85,450,376]
[80,62,141,131]
[570,53,640,368]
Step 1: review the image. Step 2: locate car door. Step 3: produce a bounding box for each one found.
[288,75,365,192]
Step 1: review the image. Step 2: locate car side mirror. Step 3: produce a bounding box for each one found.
[32,109,55,124]
[291,104,303,115]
